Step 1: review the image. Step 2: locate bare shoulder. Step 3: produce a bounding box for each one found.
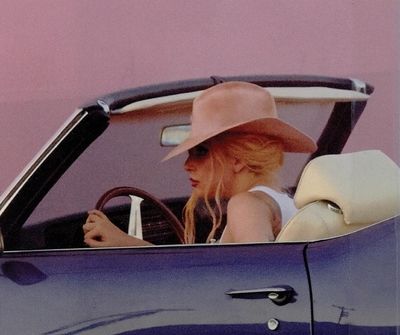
[224,191,276,243]
[228,190,277,213]
[227,191,276,222]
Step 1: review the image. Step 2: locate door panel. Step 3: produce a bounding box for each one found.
[0,243,311,334]
[307,218,399,335]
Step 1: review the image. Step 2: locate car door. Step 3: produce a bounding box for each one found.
[0,75,373,335]
[0,242,311,334]
[306,217,400,335]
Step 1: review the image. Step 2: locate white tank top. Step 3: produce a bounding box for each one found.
[248,185,297,226]
[217,185,297,243]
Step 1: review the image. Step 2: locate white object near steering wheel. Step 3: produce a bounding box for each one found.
[128,195,144,239]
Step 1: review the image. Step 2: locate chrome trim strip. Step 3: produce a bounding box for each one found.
[0,230,4,252]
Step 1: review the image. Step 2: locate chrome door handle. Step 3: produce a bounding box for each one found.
[225,285,295,305]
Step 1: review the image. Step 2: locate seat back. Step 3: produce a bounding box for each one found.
[276,150,400,242]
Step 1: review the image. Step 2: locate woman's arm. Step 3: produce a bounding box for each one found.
[220,192,276,243]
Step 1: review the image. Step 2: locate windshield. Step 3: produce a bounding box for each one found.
[25,98,333,226]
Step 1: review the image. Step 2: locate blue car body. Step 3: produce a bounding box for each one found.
[0,75,398,334]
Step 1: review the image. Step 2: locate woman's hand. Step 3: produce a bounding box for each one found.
[83,209,152,247]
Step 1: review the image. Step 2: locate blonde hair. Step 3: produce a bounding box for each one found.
[183,132,284,243]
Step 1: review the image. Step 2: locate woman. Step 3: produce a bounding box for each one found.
[83,81,316,246]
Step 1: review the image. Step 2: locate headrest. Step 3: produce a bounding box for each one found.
[294,150,400,225]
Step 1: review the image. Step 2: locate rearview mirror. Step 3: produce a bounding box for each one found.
[160,124,190,146]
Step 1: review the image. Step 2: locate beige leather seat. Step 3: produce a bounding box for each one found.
[276,150,400,242]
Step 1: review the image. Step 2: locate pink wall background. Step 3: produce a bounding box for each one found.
[1,0,399,192]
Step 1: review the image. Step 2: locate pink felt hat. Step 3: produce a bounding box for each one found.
[163,81,317,161]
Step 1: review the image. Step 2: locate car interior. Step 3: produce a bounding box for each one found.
[1,76,381,251]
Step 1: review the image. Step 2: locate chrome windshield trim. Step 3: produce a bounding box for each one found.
[0,109,88,216]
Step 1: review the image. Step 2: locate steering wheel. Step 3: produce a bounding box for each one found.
[95,186,185,244]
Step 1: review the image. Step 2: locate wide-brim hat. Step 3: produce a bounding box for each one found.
[162,81,317,161]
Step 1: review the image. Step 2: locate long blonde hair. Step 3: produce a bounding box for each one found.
[183,132,284,243]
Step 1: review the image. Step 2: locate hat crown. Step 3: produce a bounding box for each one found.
[162,81,317,161]
[191,82,278,138]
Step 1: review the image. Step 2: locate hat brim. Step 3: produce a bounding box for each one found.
[162,117,317,161]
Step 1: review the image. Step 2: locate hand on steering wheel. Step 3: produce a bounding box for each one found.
[83,209,152,247]
[88,186,185,245]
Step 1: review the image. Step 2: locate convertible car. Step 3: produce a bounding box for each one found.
[0,75,399,334]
